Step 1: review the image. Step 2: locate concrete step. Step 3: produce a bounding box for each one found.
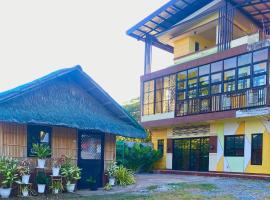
[154,170,270,180]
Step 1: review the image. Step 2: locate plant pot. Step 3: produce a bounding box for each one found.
[1,188,11,198]
[66,184,76,193]
[22,190,29,197]
[37,159,46,168]
[90,184,98,191]
[22,174,30,184]
[37,184,46,193]
[52,167,60,176]
[109,177,115,186]
[54,189,59,194]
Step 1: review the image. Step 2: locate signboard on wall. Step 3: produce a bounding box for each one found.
[236,107,270,118]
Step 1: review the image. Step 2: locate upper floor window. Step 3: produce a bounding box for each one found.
[143,80,154,115]
[143,75,175,116]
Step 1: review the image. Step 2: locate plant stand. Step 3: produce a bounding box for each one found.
[50,175,63,194]
[15,181,33,197]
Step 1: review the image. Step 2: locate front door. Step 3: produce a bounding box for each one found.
[77,131,104,189]
[173,137,209,171]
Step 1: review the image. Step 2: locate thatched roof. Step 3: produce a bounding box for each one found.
[0,66,146,138]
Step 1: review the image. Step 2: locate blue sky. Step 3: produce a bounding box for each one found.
[0,0,172,103]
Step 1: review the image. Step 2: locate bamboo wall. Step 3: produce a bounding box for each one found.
[0,122,116,169]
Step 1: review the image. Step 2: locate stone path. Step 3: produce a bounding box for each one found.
[76,174,270,200]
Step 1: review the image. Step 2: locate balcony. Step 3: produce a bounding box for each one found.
[173,33,260,66]
[141,46,270,123]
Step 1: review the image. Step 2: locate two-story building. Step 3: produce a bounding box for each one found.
[127,0,270,175]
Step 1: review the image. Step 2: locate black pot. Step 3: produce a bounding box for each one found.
[89,184,98,191]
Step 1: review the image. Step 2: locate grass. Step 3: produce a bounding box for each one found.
[168,183,217,191]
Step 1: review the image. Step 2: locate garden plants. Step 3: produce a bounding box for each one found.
[106,161,118,186]
[32,143,51,168]
[115,165,135,186]
[0,157,19,198]
[86,176,97,191]
[60,156,81,192]
[51,156,64,176]
[50,181,63,194]
[17,159,32,184]
[35,171,49,193]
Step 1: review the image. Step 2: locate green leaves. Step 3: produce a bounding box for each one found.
[32,143,51,159]
[61,164,81,184]
[0,157,19,188]
[35,171,49,184]
[122,144,162,172]
[115,165,135,186]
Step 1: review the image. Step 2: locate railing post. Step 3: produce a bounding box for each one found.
[144,35,152,75]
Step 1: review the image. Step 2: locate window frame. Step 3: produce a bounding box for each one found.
[27,125,52,157]
[224,135,244,157]
[251,133,263,165]
[157,139,164,156]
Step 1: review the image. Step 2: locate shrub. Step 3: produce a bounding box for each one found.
[106,161,118,178]
[60,156,81,184]
[115,165,135,186]
[0,157,19,188]
[32,143,51,159]
[122,144,162,172]
[35,171,49,185]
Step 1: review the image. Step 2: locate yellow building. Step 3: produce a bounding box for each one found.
[127,0,270,174]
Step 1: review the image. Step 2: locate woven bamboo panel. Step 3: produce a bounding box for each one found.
[0,122,27,158]
[52,126,77,161]
[104,134,116,170]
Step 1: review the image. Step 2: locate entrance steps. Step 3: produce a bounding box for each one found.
[154,170,270,180]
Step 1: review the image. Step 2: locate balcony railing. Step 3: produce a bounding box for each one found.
[176,86,267,117]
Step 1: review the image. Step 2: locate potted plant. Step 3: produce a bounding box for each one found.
[50,181,63,194]
[22,185,29,197]
[60,156,81,193]
[106,161,118,186]
[17,159,31,184]
[35,171,49,194]
[0,157,18,198]
[32,143,51,168]
[86,176,97,191]
[51,156,64,176]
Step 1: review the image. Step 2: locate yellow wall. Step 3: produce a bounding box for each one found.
[151,129,167,169]
[173,37,191,59]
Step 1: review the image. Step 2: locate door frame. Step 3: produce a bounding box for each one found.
[77,130,105,189]
[172,136,209,172]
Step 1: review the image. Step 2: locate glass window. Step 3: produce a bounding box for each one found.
[188,89,197,98]
[251,134,263,165]
[211,73,222,83]
[224,57,237,70]
[211,84,221,94]
[178,92,186,100]
[224,81,235,92]
[238,79,250,90]
[224,135,244,156]
[188,68,198,79]
[253,48,268,63]
[178,81,186,90]
[27,125,51,157]
[238,53,252,66]
[253,75,266,87]
[224,69,235,81]
[199,65,210,76]
[199,87,209,96]
[211,61,223,73]
[199,76,209,87]
[253,62,267,75]
[178,71,187,81]
[238,66,250,78]
[81,135,101,160]
[158,139,164,156]
[188,78,197,88]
